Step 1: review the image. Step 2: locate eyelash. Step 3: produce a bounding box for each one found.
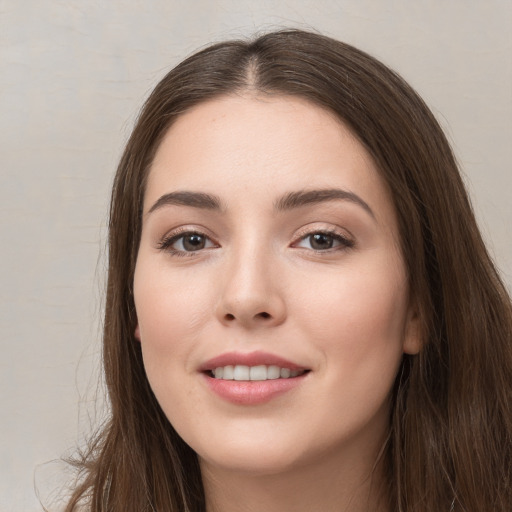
[157,228,354,257]
[157,228,217,258]
[292,228,355,253]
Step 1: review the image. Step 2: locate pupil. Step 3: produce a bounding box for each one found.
[183,234,205,251]
[310,233,333,250]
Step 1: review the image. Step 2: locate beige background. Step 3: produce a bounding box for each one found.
[1,1,511,510]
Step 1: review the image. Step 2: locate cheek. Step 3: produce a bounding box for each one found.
[135,258,211,336]
[297,258,409,380]
[134,269,213,425]
[133,260,214,386]
[288,263,409,441]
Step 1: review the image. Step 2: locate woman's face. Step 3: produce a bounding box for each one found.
[134,95,419,475]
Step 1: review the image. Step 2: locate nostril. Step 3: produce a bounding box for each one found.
[222,311,274,322]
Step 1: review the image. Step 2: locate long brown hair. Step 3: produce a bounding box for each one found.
[65,29,512,511]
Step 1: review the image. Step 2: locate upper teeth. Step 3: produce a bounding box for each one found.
[212,365,305,381]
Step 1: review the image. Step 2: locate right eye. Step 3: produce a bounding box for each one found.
[159,231,216,255]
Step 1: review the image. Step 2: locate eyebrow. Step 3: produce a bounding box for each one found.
[147,188,374,219]
[148,191,223,214]
[274,188,375,218]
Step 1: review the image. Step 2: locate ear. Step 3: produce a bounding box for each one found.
[134,324,141,342]
[402,304,422,355]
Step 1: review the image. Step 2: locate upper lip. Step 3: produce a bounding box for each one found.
[199,351,308,372]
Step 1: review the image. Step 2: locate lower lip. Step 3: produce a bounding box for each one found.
[202,373,307,405]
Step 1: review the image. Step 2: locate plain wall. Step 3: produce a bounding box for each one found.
[1,1,510,510]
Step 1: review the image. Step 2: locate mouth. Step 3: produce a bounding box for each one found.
[206,365,309,381]
[199,351,310,404]
[200,350,310,380]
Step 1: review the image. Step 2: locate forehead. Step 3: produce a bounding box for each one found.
[145,94,395,224]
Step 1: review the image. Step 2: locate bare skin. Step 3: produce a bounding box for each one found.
[134,94,419,512]
[202,424,390,512]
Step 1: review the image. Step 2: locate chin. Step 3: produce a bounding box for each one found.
[197,444,310,476]
[183,419,349,479]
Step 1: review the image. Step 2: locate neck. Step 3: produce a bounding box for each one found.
[200,437,391,512]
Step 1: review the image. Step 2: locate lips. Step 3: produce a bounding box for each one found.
[199,351,310,405]
[199,350,308,372]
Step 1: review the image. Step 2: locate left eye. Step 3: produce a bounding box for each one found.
[163,232,216,252]
[295,232,352,251]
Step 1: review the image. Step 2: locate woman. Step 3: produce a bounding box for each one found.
[66,29,512,511]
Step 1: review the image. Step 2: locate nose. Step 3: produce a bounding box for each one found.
[215,249,287,328]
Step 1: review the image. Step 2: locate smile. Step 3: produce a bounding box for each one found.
[211,365,307,380]
[200,351,310,404]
